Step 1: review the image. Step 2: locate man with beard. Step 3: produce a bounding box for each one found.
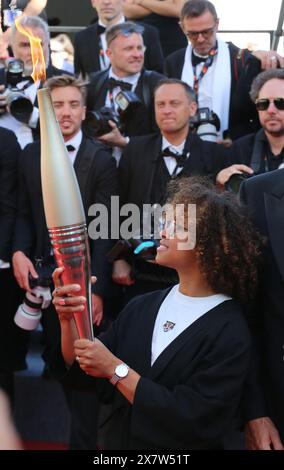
[227,69,284,177]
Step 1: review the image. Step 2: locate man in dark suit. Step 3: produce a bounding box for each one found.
[86,21,164,164]
[164,0,265,141]
[114,78,228,300]
[74,0,164,77]
[240,169,284,450]
[229,69,284,172]
[0,126,28,403]
[12,75,118,448]
[0,15,71,148]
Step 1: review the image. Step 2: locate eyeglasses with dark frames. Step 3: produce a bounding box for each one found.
[255,98,284,111]
[185,25,216,41]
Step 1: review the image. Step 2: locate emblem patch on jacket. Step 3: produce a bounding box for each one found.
[163,321,176,332]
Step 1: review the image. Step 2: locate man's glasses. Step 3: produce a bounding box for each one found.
[255,98,284,111]
[107,24,145,46]
[185,25,216,41]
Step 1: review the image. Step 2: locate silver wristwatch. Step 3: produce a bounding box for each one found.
[110,363,129,386]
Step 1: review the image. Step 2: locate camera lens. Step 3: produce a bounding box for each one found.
[225,173,249,193]
[8,93,33,123]
[84,110,114,137]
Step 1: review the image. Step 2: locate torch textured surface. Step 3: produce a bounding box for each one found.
[38,87,93,340]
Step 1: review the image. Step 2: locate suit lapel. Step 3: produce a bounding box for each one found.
[73,138,94,207]
[131,289,171,375]
[149,302,228,380]
[183,133,206,175]
[143,134,163,203]
[90,25,101,71]
[264,191,284,282]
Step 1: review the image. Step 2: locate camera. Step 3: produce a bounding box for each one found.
[14,268,53,331]
[225,173,252,194]
[107,238,159,263]
[84,90,142,137]
[191,107,220,142]
[84,107,120,137]
[3,59,33,123]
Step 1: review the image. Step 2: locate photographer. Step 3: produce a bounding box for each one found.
[114,79,229,302]
[219,69,284,192]
[0,15,71,148]
[164,1,284,142]
[85,21,164,165]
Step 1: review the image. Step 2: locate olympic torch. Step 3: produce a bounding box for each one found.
[37,88,94,341]
[14,17,94,340]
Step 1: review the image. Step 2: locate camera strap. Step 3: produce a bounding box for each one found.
[140,70,152,109]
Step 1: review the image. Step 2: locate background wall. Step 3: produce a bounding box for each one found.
[46,0,96,26]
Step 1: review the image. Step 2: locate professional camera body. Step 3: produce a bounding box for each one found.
[2,59,33,123]
[107,238,159,264]
[14,266,53,331]
[191,107,220,142]
[84,90,142,137]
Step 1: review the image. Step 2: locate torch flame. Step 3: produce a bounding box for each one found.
[15,17,46,83]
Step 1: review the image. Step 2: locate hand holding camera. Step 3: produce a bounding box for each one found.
[84,90,142,144]
[0,59,33,123]
[216,164,254,192]
[96,120,129,148]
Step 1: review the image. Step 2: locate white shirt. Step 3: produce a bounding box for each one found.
[151,284,231,365]
[106,69,140,165]
[162,136,187,176]
[65,130,82,165]
[0,79,40,149]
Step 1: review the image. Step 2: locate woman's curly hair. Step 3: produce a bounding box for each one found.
[167,176,264,303]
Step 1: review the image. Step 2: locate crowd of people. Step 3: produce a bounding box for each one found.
[0,0,284,451]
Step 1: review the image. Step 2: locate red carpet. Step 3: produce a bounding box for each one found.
[23,441,68,450]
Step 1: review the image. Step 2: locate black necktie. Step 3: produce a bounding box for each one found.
[97,24,106,36]
[161,147,187,167]
[66,144,75,152]
[107,77,132,91]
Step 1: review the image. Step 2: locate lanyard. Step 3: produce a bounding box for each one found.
[193,47,218,100]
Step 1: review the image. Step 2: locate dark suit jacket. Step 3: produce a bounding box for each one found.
[164,42,261,140]
[87,69,165,137]
[119,132,229,207]
[240,169,284,439]
[57,288,250,449]
[74,21,164,77]
[12,136,118,296]
[229,132,255,166]
[0,127,21,261]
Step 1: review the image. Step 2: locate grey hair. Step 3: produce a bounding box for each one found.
[250,68,284,102]
[10,15,50,66]
[154,78,196,103]
[106,21,144,47]
[181,0,218,22]
[10,15,50,43]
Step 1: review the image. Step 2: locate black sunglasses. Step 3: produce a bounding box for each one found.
[255,98,284,111]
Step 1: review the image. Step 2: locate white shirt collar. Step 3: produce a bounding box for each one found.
[108,68,140,88]
[65,130,82,165]
[65,129,82,151]
[98,16,125,28]
[162,136,186,154]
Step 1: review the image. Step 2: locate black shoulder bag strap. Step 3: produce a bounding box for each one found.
[140,70,152,108]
